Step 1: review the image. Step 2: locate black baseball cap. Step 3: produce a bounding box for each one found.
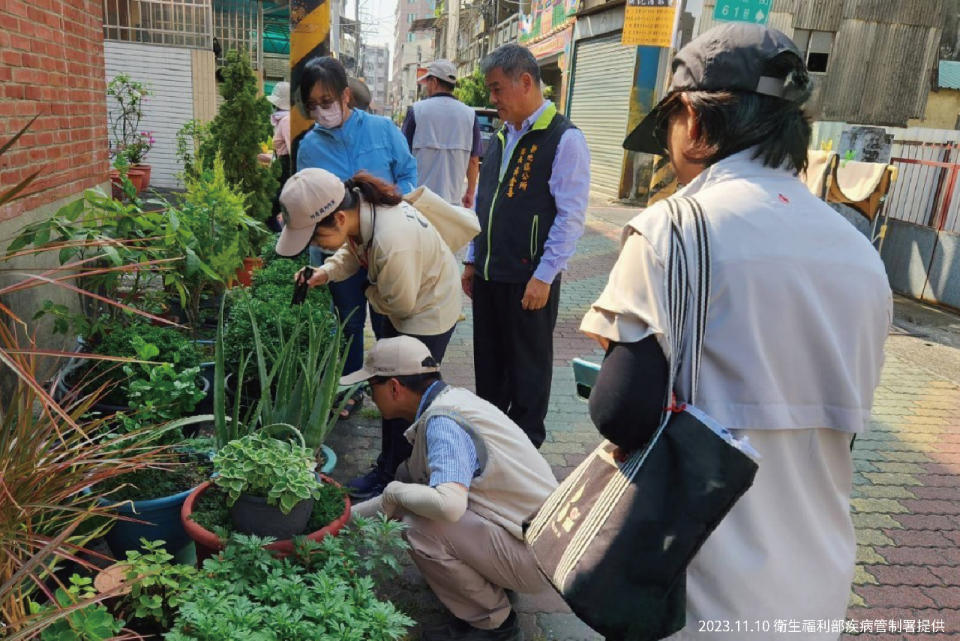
[623,22,810,155]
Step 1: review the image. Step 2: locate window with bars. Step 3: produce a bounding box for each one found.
[102,0,213,49]
[214,0,263,70]
[102,0,264,70]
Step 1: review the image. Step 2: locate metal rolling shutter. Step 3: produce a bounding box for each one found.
[567,35,636,200]
[105,42,195,189]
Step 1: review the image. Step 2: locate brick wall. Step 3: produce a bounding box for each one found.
[0,0,108,222]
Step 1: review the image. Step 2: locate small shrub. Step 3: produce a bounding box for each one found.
[222,257,336,374]
[118,539,197,629]
[165,523,413,641]
[200,49,278,225]
[29,575,124,641]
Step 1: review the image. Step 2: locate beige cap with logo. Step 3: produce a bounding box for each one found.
[340,336,440,385]
[421,59,458,85]
[276,168,353,256]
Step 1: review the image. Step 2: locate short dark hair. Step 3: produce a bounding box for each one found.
[480,43,541,84]
[435,77,456,92]
[668,90,811,174]
[314,171,402,229]
[369,372,442,394]
[660,52,812,173]
[300,57,348,106]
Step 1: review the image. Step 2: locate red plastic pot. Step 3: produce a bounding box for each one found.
[180,475,351,565]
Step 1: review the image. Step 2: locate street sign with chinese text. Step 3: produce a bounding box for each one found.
[713,0,772,25]
[622,0,676,48]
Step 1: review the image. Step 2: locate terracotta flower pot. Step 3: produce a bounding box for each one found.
[132,164,151,190]
[126,167,147,194]
[235,257,264,287]
[181,475,351,566]
[109,169,124,199]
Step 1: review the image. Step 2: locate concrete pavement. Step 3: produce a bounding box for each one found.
[326,203,960,640]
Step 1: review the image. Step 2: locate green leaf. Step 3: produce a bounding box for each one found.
[60,197,85,221]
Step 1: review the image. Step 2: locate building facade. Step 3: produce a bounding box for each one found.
[391,0,437,115]
[362,44,390,114]
[101,0,221,188]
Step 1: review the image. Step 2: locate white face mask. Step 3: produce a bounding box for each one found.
[312,102,343,128]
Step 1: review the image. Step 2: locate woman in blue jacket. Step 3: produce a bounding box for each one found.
[296,56,418,499]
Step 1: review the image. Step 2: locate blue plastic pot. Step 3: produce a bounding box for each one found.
[103,486,197,558]
[100,416,215,559]
[319,444,337,475]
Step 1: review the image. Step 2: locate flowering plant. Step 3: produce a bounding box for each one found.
[123,130,155,165]
[107,73,151,162]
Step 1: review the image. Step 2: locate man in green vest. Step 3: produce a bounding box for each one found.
[461,44,590,449]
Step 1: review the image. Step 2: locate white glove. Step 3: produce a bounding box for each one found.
[381,481,469,522]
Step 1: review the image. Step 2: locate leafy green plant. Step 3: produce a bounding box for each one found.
[28,576,124,641]
[170,157,267,330]
[62,321,203,416]
[118,337,204,431]
[212,429,322,514]
[454,67,492,107]
[200,49,278,225]
[188,483,346,535]
[221,257,336,375]
[253,307,355,451]
[98,451,213,503]
[165,524,413,641]
[175,119,213,184]
[7,188,212,337]
[118,539,197,629]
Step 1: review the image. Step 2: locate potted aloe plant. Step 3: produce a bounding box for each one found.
[180,303,353,562]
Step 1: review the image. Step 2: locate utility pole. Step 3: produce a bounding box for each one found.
[446,0,459,62]
[354,0,363,76]
[290,0,331,167]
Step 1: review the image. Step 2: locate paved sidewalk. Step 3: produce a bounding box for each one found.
[327,206,960,640]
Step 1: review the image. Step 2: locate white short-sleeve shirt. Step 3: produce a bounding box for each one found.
[581,149,893,433]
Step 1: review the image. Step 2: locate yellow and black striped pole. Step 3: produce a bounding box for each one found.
[290,0,331,169]
[647,153,677,205]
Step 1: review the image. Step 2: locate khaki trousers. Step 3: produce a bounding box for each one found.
[402,509,548,629]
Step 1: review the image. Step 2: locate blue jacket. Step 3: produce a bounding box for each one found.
[296,109,418,192]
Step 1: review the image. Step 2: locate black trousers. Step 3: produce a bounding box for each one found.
[375,319,456,479]
[471,275,561,448]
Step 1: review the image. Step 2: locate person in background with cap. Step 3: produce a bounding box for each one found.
[347,336,557,641]
[402,60,483,208]
[276,168,461,501]
[258,81,292,232]
[463,44,590,449]
[297,56,418,424]
[347,76,373,112]
[581,24,891,638]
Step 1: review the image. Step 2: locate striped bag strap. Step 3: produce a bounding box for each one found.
[634,194,711,461]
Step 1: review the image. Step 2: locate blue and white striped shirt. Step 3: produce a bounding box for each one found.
[416,382,481,487]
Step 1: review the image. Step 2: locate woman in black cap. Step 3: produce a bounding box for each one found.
[581,23,892,639]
